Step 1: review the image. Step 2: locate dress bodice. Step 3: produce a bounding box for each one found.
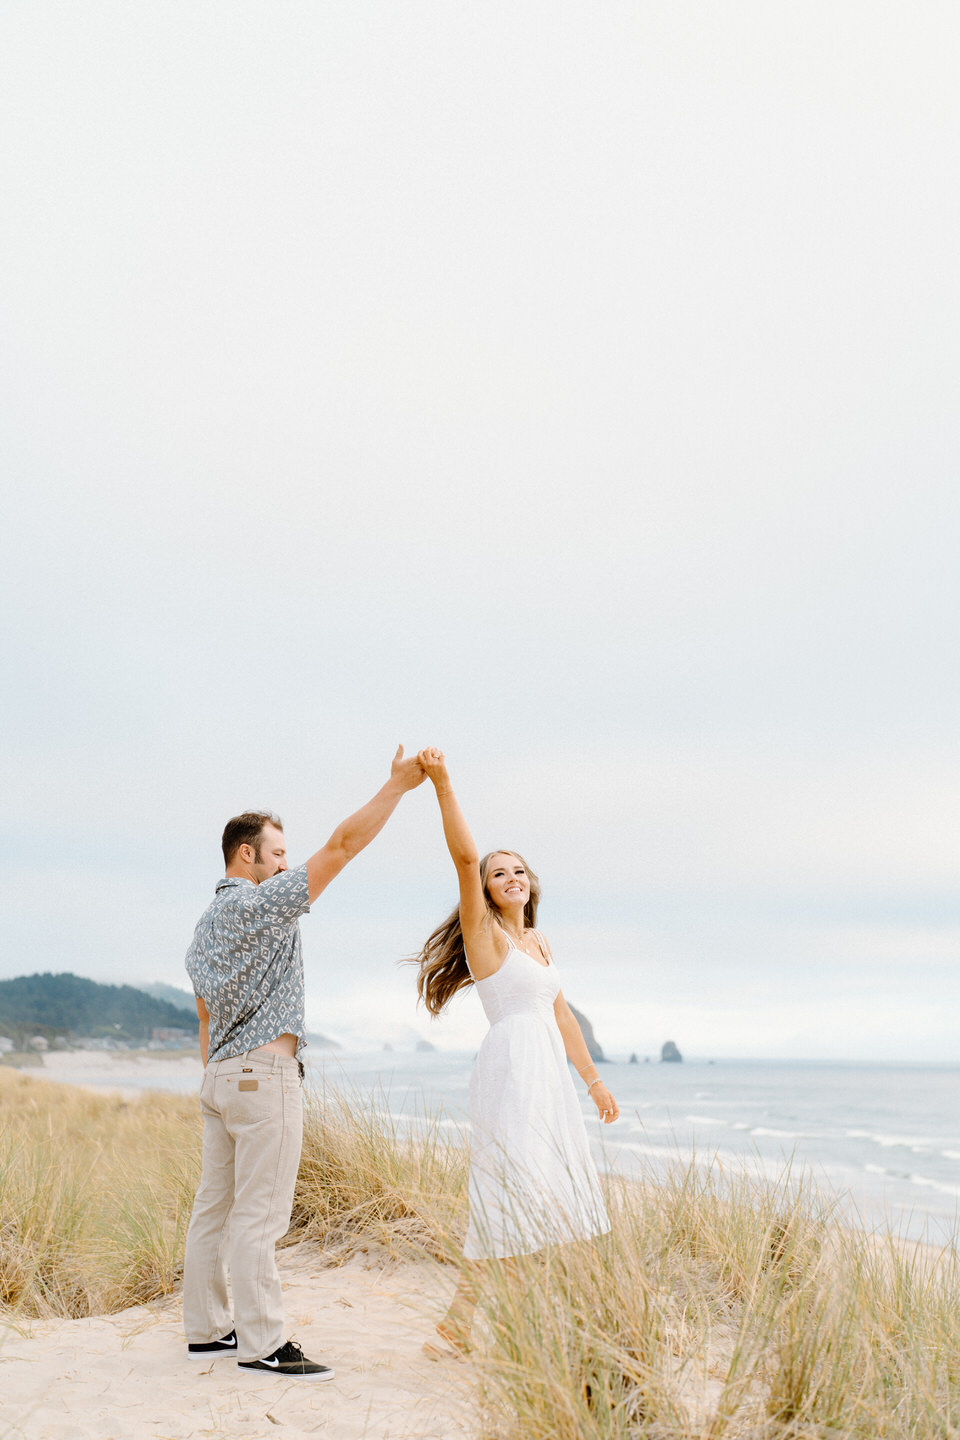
[473,939,560,1027]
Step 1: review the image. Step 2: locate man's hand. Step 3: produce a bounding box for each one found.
[391,743,427,791]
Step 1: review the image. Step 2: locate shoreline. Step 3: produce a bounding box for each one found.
[2,1048,205,1100]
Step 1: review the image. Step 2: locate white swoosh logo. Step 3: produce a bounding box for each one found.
[261,1357,280,1367]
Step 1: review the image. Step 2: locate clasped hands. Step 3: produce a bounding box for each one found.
[389,744,451,791]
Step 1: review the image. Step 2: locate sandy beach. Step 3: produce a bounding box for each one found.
[23,1048,205,1099]
[2,1055,475,1440]
[0,1243,475,1440]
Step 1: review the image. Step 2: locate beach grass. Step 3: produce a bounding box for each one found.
[1,1066,958,1437]
[0,1067,201,1317]
[292,1080,468,1262]
[473,1165,960,1438]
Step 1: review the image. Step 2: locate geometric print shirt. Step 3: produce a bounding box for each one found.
[185,865,311,1063]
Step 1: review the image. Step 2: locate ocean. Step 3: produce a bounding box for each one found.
[309,1050,960,1246]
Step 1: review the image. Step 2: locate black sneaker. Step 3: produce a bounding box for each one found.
[188,1330,238,1358]
[238,1339,334,1381]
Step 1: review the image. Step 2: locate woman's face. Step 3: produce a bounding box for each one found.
[485,853,531,912]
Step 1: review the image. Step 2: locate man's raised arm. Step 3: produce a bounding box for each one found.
[304,745,426,901]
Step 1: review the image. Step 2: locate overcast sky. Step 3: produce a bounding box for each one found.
[2,3,958,1061]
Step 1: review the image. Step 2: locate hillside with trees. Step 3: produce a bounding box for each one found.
[137,981,198,1012]
[0,972,199,1045]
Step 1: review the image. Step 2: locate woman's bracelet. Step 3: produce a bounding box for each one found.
[586,1078,602,1094]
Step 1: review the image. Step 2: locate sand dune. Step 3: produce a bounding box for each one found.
[1,1245,475,1440]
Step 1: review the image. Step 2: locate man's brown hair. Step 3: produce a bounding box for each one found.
[221,811,283,867]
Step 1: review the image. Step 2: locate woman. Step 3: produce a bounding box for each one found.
[412,747,619,1354]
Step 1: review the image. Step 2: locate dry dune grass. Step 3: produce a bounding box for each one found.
[2,1065,958,1438]
[0,1070,462,1320]
[0,1066,201,1317]
[474,1168,960,1438]
[292,1081,468,1261]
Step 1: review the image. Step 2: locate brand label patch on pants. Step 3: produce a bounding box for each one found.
[238,1079,259,1091]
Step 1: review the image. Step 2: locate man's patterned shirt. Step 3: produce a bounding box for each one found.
[185,866,311,1063]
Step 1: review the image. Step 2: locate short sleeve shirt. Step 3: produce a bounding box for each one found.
[185,865,311,1063]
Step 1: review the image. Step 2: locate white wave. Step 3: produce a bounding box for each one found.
[908,1173,960,1200]
[608,1141,799,1186]
[861,1162,960,1201]
[845,1128,943,1151]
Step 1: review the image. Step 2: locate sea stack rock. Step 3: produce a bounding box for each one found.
[660,1040,683,1063]
[569,1005,605,1062]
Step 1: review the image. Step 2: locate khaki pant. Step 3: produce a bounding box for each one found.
[182,1051,303,1362]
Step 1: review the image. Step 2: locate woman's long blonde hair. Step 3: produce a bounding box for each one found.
[411,850,541,1015]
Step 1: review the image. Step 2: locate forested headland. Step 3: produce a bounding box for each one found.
[0,972,198,1046]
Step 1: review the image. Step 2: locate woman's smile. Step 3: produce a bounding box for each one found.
[486,856,531,909]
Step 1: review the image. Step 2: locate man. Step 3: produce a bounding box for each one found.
[183,745,426,1380]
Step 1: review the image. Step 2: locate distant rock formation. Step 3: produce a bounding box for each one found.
[661,1040,682,1063]
[629,1052,638,1064]
[569,1005,605,1062]
[415,1039,437,1053]
[304,1031,341,1051]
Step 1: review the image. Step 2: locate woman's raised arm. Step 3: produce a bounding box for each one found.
[418,749,498,964]
[418,749,477,867]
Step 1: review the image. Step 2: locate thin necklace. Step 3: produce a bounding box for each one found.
[503,922,527,947]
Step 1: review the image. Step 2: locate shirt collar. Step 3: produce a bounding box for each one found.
[215,876,255,893]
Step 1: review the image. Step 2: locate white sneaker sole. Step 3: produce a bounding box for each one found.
[237,1364,335,1381]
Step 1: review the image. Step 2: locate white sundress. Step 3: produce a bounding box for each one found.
[462,934,611,1261]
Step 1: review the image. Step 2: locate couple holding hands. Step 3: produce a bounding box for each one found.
[183,745,619,1380]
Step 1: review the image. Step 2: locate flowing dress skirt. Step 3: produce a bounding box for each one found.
[463,1010,610,1260]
